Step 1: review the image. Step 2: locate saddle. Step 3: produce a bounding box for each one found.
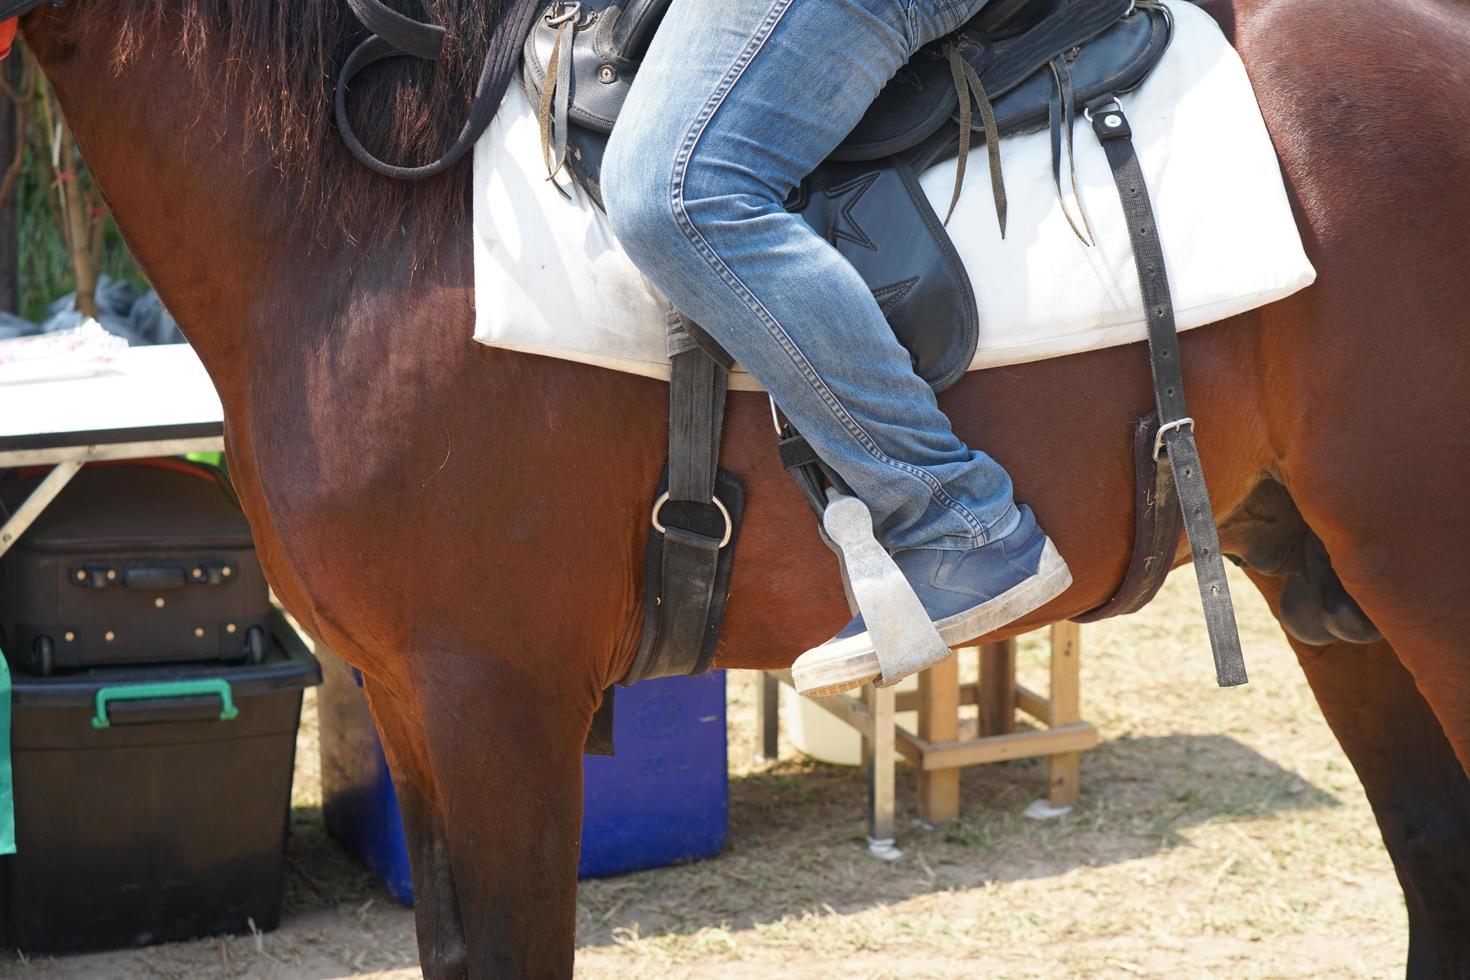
[337,0,1248,753]
[522,0,1173,390]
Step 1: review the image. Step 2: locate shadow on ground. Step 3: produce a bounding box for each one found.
[281,805,402,919]
[570,731,1336,946]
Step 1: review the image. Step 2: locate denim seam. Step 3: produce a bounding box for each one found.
[982,502,1021,539]
[663,0,991,543]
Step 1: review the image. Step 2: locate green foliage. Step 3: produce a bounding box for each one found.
[7,46,144,323]
[15,158,142,322]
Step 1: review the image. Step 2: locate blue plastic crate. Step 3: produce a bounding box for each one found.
[580,671,729,878]
[315,652,414,903]
[318,651,728,902]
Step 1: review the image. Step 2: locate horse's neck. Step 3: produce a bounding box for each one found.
[24,14,357,390]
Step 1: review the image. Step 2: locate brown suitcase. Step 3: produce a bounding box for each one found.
[0,461,270,675]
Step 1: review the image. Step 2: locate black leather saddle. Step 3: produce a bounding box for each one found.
[523,0,1173,390]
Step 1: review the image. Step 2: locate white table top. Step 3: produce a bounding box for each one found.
[0,344,223,450]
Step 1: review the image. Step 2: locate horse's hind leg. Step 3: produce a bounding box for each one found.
[1265,405,1470,971]
[363,678,469,979]
[1247,575,1470,977]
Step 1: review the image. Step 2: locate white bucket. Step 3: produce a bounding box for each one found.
[781,675,920,767]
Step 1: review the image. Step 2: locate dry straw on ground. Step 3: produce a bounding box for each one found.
[7,566,1406,979]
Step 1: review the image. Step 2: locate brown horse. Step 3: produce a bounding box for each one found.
[19,0,1470,975]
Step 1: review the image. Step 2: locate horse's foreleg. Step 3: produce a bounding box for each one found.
[408,653,591,978]
[1248,575,1470,977]
[363,677,469,979]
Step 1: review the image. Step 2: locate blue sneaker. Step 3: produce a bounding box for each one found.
[791,506,1071,697]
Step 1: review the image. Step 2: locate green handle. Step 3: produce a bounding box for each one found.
[92,679,239,729]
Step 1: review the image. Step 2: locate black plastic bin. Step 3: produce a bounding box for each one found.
[0,610,320,954]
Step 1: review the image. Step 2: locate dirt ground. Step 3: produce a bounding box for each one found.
[4,567,1408,979]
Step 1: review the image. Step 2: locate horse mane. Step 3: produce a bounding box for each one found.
[100,0,505,247]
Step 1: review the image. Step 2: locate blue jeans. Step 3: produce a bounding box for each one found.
[603,0,1020,551]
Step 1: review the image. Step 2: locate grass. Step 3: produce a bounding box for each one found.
[6,567,1408,979]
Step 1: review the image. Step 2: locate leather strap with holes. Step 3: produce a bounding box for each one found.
[1090,98,1247,687]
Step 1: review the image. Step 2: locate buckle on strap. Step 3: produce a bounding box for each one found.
[544,2,584,27]
[651,493,733,549]
[1153,417,1195,461]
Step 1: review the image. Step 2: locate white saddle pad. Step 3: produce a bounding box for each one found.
[473,0,1315,390]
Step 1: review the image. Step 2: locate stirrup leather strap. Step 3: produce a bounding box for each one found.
[1090,99,1248,687]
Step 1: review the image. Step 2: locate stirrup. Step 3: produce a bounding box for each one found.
[822,491,950,688]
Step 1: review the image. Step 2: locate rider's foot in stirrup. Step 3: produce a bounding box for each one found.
[791,505,1071,698]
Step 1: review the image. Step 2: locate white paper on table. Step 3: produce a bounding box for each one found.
[0,320,129,386]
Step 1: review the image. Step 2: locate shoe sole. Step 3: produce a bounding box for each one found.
[791,540,1073,699]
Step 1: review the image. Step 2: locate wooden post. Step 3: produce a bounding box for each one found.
[978,638,1016,736]
[916,653,961,823]
[755,672,780,763]
[1047,622,1082,806]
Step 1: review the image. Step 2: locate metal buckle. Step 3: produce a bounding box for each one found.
[1153,417,1195,461]
[545,2,583,27]
[1083,96,1123,123]
[651,493,733,549]
[768,395,786,436]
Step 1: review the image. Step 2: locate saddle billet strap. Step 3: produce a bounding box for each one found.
[626,313,745,684]
[1089,99,1248,688]
[336,0,542,179]
[1047,56,1095,245]
[538,11,576,187]
[944,44,1006,231]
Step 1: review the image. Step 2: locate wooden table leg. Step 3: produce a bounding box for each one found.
[755,672,780,763]
[1048,622,1082,806]
[917,654,961,823]
[979,639,1017,736]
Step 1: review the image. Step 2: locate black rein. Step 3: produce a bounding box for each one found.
[336,0,543,180]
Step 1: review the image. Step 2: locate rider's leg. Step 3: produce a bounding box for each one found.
[605,0,1008,552]
[603,0,1070,693]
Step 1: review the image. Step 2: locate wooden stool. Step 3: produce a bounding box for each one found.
[757,623,1097,844]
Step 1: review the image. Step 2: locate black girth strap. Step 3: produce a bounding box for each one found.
[1089,99,1248,687]
[665,311,728,507]
[627,312,745,684]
